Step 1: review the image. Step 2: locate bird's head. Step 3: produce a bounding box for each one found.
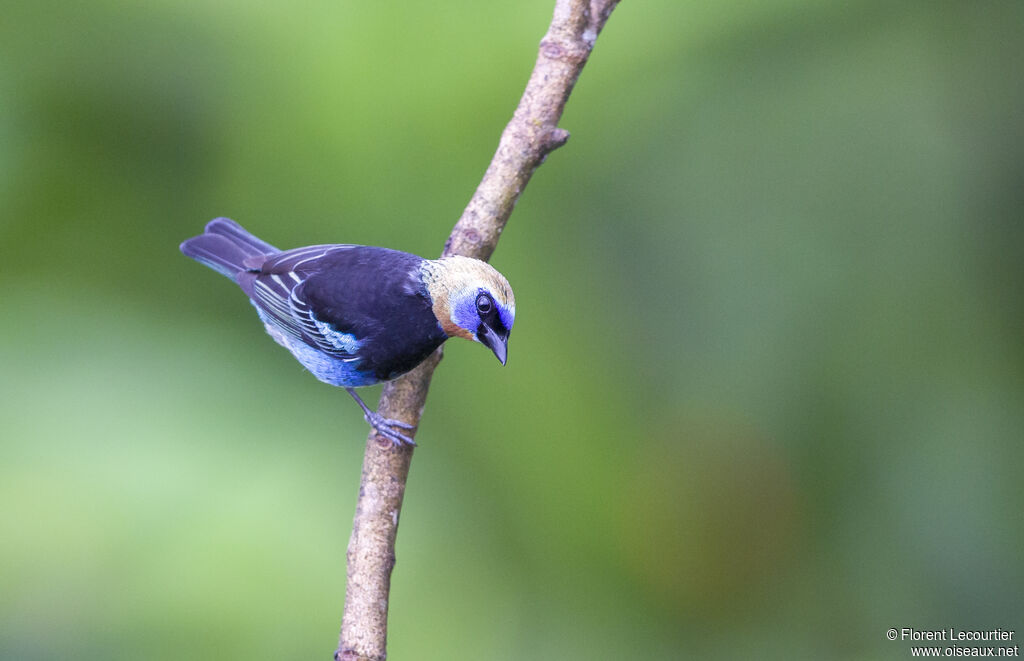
[422,256,516,365]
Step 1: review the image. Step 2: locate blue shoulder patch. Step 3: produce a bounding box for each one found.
[313,319,362,354]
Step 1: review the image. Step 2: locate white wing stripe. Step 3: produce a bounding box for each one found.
[250,257,359,360]
[291,249,331,270]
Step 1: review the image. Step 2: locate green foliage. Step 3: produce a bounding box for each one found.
[2,1,1022,659]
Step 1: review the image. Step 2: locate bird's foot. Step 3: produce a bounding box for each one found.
[345,387,417,447]
[364,410,417,447]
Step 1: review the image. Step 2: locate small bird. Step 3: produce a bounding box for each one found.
[180,217,515,446]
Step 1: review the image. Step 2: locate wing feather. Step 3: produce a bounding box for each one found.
[249,245,361,359]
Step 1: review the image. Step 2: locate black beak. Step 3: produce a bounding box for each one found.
[478,323,509,366]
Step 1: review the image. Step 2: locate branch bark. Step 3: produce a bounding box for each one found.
[336,2,619,659]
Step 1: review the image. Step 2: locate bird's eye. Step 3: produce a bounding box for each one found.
[476,294,493,315]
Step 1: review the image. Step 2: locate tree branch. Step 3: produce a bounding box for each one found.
[336,2,619,659]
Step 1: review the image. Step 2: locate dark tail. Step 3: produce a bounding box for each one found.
[179,218,280,279]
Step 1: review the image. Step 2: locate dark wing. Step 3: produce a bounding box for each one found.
[241,244,363,359]
[241,243,441,380]
[297,247,446,381]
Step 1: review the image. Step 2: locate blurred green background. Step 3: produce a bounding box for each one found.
[2,1,1022,659]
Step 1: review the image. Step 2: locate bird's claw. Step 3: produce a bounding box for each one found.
[364,411,417,447]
